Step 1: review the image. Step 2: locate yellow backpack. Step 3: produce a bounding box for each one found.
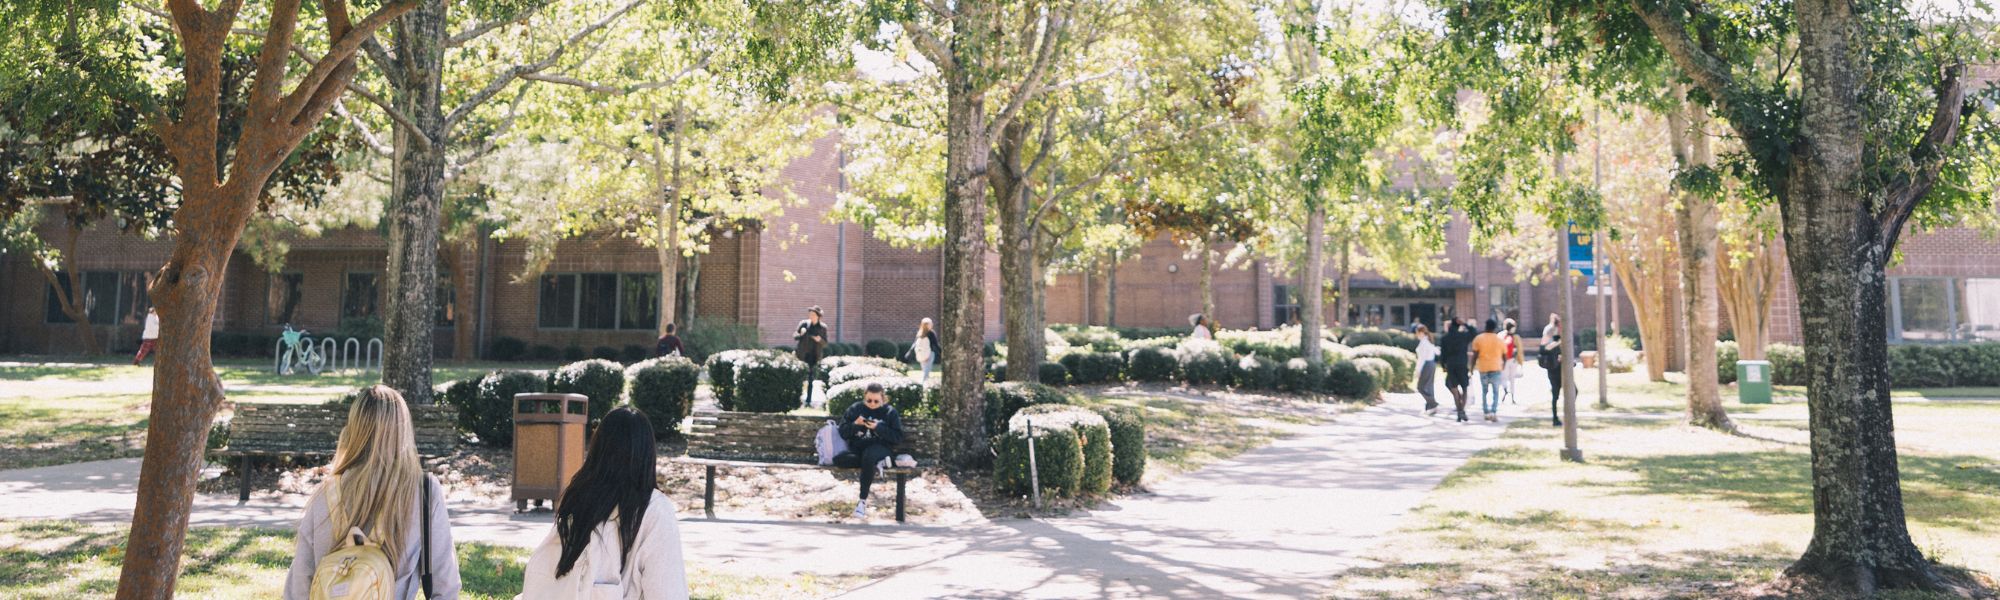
[309,527,395,600]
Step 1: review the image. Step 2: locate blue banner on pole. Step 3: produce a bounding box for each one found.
[1566,221,1594,286]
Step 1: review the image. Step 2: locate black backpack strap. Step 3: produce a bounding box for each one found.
[421,474,434,598]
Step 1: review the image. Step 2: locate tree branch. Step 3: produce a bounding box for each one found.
[449,8,538,47]
[1627,0,1738,110]
[901,19,957,74]
[1880,63,1968,249]
[445,0,646,130]
[985,9,1067,142]
[273,0,420,130]
[332,98,393,156]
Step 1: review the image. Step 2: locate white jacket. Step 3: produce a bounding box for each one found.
[520,490,689,600]
[1415,338,1439,364]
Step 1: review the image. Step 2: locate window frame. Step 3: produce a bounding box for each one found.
[267,272,306,326]
[340,271,382,321]
[537,272,660,331]
[1890,276,1962,343]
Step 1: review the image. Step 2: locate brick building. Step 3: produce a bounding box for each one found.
[0,132,1001,356]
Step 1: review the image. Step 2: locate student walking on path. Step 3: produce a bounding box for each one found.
[1499,318,1522,405]
[655,323,685,358]
[795,306,829,405]
[904,318,942,382]
[1541,313,1565,427]
[132,308,159,365]
[1189,314,1214,340]
[285,385,461,600]
[1438,318,1476,422]
[522,407,689,599]
[1413,323,1440,415]
[833,383,906,519]
[1471,320,1506,422]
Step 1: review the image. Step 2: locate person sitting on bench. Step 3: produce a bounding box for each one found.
[834,383,905,519]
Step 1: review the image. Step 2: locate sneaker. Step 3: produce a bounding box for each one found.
[1425,406,1438,416]
[852,499,868,518]
[1485,414,1497,422]
[894,454,916,468]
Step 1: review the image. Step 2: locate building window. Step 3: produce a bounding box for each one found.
[45,271,148,325]
[1964,278,2000,342]
[267,273,305,325]
[1273,285,1300,326]
[1488,285,1519,325]
[342,272,380,319]
[538,273,659,331]
[1894,278,1952,341]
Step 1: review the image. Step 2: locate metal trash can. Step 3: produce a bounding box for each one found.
[1737,360,1772,404]
[512,393,589,512]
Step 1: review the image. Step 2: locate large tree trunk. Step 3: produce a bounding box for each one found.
[1781,1,1939,589]
[1606,227,1674,382]
[939,66,992,467]
[1335,234,1352,328]
[994,121,1042,382]
[1300,204,1326,361]
[1666,94,1729,430]
[1717,226,1781,360]
[1197,236,1216,324]
[382,0,447,403]
[655,100,686,335]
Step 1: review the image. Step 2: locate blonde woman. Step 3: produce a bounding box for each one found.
[904,318,942,382]
[286,385,461,599]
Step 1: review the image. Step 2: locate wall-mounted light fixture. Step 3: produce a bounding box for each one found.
[1167,264,1179,273]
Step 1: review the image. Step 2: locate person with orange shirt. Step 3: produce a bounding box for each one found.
[1471,319,1507,422]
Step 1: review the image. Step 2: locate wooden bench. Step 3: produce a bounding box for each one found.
[211,402,458,503]
[677,411,940,523]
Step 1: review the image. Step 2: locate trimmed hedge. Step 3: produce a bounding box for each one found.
[1279,358,1326,393]
[704,349,762,410]
[488,336,527,361]
[1716,341,1741,385]
[590,346,620,361]
[627,357,699,436]
[440,378,479,438]
[1767,343,1807,386]
[619,345,651,365]
[993,426,1081,498]
[465,370,546,446]
[1127,346,1178,382]
[1174,340,1236,385]
[1347,345,1416,392]
[827,376,931,418]
[1340,329,1394,348]
[733,351,810,413]
[1037,361,1069,385]
[546,359,625,423]
[982,381,1072,435]
[1101,408,1147,486]
[528,344,560,361]
[1232,354,1279,390]
[829,363,903,386]
[679,318,762,364]
[1721,341,2000,388]
[1009,404,1112,496]
[865,339,900,359]
[815,356,905,382]
[1060,351,1124,384]
[562,345,587,362]
[1332,358,1387,399]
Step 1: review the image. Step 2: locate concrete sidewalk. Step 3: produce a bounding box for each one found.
[836,401,1516,599]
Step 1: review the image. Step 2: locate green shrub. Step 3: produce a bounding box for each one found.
[488,336,527,361]
[896,342,915,363]
[589,346,620,361]
[560,345,587,362]
[1951,344,2000,386]
[1101,408,1147,486]
[982,381,1072,434]
[986,360,1007,382]
[1059,351,1124,384]
[1052,325,1124,352]
[464,370,545,446]
[1278,358,1325,393]
[1340,329,1394,348]
[619,344,651,365]
[528,344,561,361]
[1127,346,1178,382]
[1716,341,1741,385]
[733,351,810,413]
[1016,404,1112,496]
[993,426,1082,497]
[547,359,626,423]
[680,319,762,364]
[1331,358,1387,399]
[626,357,699,436]
[1888,345,1955,388]
[1346,345,1415,392]
[334,316,383,341]
[865,339,900,359]
[1037,361,1069,385]
[704,349,763,410]
[1174,340,1236,385]
[1111,326,1185,340]
[1121,336,1182,357]
[829,363,903,386]
[826,376,931,418]
[1767,343,1807,386]
[1232,353,1280,390]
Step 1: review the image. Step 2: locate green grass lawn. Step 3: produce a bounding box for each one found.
[0,520,856,599]
[1072,385,1356,477]
[1326,384,2000,599]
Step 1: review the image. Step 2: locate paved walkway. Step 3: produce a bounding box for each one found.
[1,395,1519,597]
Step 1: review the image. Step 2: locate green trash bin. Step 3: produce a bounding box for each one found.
[1737,360,1772,404]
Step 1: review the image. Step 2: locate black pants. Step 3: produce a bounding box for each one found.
[833,441,894,499]
[800,356,821,405]
[1547,361,1564,422]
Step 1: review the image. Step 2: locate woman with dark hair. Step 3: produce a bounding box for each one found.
[521,407,687,599]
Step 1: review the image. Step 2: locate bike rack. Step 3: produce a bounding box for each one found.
[273,338,286,374]
[343,338,362,373]
[320,337,340,373]
[365,338,384,373]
